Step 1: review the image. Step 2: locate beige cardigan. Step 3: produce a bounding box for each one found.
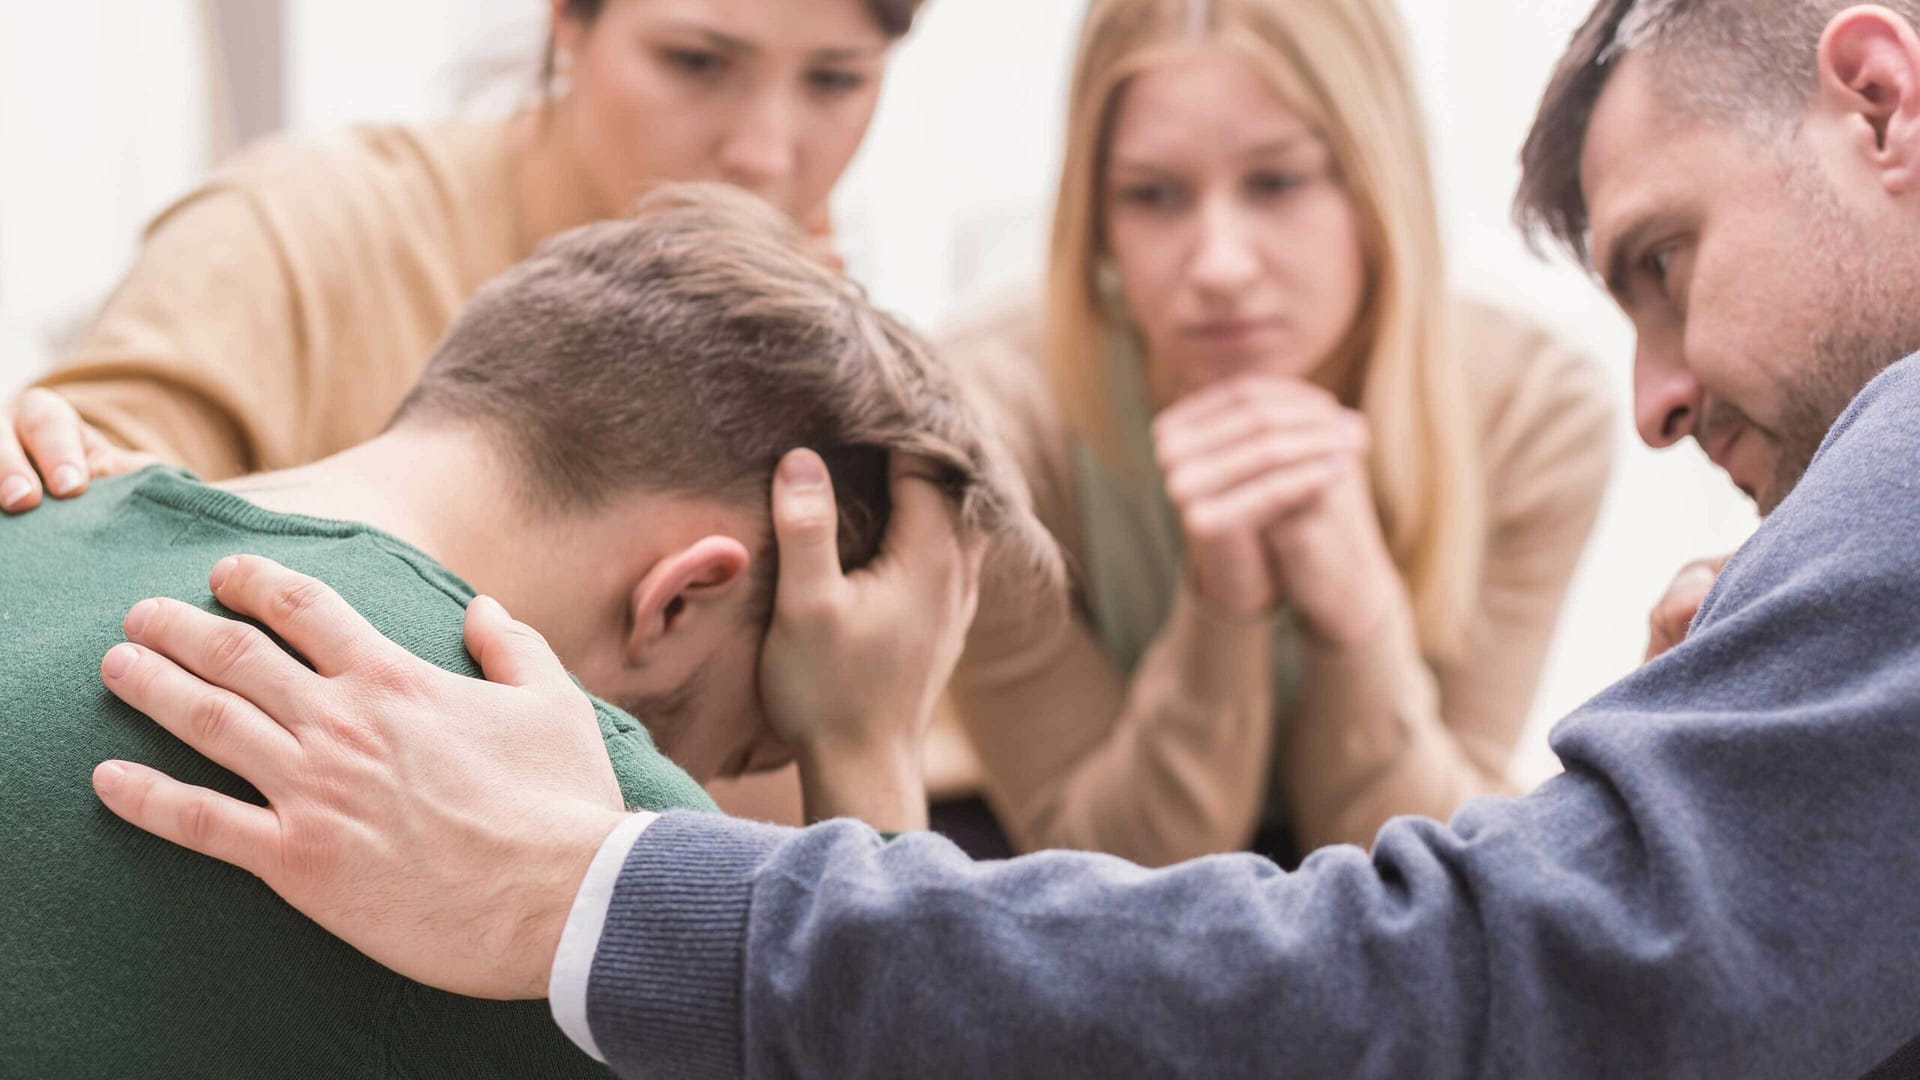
[941,297,1615,866]
[39,120,530,479]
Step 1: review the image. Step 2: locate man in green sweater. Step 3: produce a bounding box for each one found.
[0,184,1038,1077]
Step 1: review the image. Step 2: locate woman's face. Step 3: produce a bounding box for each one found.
[554,0,891,229]
[1103,48,1368,406]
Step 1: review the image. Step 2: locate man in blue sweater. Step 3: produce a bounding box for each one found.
[66,0,1920,1076]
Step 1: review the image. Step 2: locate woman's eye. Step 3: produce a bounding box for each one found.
[1119,182,1183,211]
[1247,170,1306,197]
[662,48,726,78]
[808,68,867,95]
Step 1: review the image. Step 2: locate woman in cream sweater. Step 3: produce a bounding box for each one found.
[0,0,920,493]
[936,0,1615,867]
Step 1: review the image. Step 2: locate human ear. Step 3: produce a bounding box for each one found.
[627,536,754,656]
[1818,7,1920,192]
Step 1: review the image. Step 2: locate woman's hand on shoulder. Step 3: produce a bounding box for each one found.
[1,388,157,513]
[1152,375,1367,621]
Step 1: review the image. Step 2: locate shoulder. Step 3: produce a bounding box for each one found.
[208,120,506,206]
[1451,296,1617,525]
[935,293,1080,541]
[1453,296,1613,446]
[142,120,513,261]
[587,700,720,815]
[937,293,1054,429]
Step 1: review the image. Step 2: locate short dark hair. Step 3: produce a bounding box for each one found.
[395,183,1058,617]
[543,0,927,93]
[1515,0,1920,262]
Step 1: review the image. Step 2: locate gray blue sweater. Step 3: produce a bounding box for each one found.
[587,357,1920,1078]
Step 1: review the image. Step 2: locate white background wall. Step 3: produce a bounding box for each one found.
[0,0,1757,782]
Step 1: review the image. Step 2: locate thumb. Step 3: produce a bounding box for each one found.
[771,449,844,617]
[463,595,571,691]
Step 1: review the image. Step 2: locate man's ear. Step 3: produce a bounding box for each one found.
[628,536,753,656]
[1819,7,1920,192]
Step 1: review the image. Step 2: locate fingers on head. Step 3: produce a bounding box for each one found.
[771,449,845,609]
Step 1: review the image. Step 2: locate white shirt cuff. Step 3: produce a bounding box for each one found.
[549,810,660,1062]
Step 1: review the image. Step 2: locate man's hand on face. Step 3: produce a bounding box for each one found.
[92,555,630,1000]
[758,448,985,832]
[1644,554,1732,662]
[1,388,157,512]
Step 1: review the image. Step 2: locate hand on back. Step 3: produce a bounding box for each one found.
[1,388,157,512]
[92,555,628,1000]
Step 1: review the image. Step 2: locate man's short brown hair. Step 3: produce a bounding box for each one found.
[1515,0,1920,262]
[396,183,1057,615]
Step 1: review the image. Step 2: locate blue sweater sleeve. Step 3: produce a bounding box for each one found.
[588,358,1920,1079]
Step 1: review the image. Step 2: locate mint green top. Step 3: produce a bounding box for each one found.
[0,467,714,1078]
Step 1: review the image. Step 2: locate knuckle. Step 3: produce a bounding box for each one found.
[15,390,73,438]
[783,510,837,544]
[503,617,551,650]
[1184,509,1226,544]
[189,691,239,745]
[208,623,267,677]
[270,578,329,622]
[326,711,389,760]
[177,793,217,848]
[781,594,838,627]
[362,652,431,702]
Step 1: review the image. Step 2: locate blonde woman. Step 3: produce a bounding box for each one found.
[940,0,1614,866]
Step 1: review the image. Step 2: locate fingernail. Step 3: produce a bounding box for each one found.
[103,643,140,680]
[209,557,237,592]
[50,465,82,495]
[470,594,505,618]
[95,762,125,796]
[124,599,156,637]
[0,476,30,509]
[781,451,827,489]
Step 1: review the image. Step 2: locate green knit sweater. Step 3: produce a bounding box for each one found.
[0,468,716,1078]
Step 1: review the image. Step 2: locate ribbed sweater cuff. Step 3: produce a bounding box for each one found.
[587,811,788,1079]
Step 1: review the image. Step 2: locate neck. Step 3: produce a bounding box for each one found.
[215,428,587,629]
[506,105,611,250]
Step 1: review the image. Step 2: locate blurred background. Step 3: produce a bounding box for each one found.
[0,0,1757,783]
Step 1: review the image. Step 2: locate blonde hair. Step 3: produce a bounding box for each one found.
[1047,0,1483,657]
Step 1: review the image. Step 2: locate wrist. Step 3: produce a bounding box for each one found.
[1178,568,1279,626]
[795,734,928,831]
[1164,585,1278,706]
[506,804,631,1000]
